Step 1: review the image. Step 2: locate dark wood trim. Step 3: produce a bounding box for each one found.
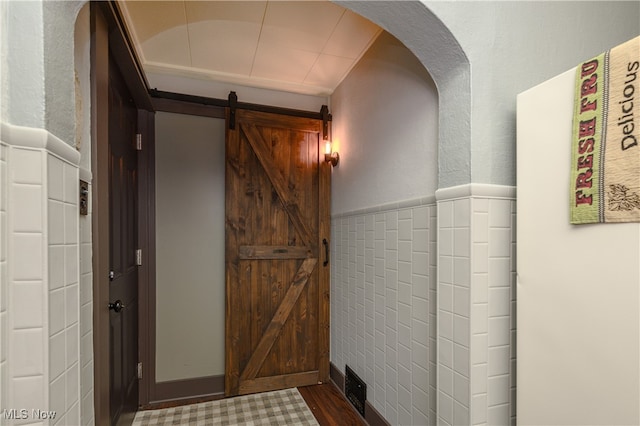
[224,107,237,396]
[151,97,225,119]
[143,108,159,405]
[140,392,224,411]
[96,1,152,111]
[137,109,155,406]
[90,4,111,425]
[91,3,152,422]
[150,89,228,108]
[142,125,160,403]
[150,89,331,121]
[329,362,344,391]
[329,363,390,426]
[109,1,149,89]
[318,134,332,384]
[151,375,225,405]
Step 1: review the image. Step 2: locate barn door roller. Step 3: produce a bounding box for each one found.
[228,91,238,130]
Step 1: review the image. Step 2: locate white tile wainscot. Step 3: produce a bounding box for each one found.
[331,196,437,426]
[436,184,516,426]
[1,123,82,425]
[1,141,8,413]
[78,169,93,426]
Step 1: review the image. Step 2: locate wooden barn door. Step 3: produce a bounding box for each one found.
[225,109,330,396]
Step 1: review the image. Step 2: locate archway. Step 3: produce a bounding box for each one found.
[67,1,471,425]
[336,1,471,190]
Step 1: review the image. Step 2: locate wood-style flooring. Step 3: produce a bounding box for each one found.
[299,383,367,426]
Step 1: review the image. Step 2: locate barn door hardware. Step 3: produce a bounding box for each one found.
[323,238,329,266]
[228,91,238,130]
[321,105,330,141]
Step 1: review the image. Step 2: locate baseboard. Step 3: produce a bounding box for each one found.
[329,362,390,426]
[329,361,345,390]
[145,375,225,408]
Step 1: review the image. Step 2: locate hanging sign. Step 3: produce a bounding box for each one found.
[570,36,640,224]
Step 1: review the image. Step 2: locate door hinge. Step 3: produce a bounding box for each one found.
[136,133,142,151]
[135,249,143,266]
[137,362,143,379]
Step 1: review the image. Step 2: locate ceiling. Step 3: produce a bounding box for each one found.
[118,1,383,97]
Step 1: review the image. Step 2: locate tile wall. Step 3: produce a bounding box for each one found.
[78,175,93,426]
[47,153,80,425]
[469,198,516,426]
[7,145,49,425]
[1,125,82,425]
[1,142,7,411]
[331,197,437,426]
[436,185,516,426]
[437,197,472,426]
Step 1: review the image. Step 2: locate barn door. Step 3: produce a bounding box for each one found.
[225,109,330,396]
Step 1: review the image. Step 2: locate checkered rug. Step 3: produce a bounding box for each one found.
[132,388,319,425]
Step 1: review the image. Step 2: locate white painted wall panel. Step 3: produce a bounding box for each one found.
[517,69,640,425]
[155,112,225,382]
[331,200,437,426]
[330,31,438,215]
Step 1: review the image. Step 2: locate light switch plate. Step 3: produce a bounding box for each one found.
[79,180,89,215]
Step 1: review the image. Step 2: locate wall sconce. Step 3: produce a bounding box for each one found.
[321,105,339,167]
[324,140,339,166]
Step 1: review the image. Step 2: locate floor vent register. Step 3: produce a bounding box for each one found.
[345,365,366,417]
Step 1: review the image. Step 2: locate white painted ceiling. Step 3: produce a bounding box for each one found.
[118,1,382,96]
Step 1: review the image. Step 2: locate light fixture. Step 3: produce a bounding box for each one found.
[321,105,339,167]
[324,140,339,167]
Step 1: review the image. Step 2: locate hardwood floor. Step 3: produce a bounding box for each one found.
[298,383,367,426]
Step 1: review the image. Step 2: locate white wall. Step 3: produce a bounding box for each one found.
[0,138,6,416]
[426,0,640,187]
[329,31,439,425]
[43,1,83,145]
[1,0,83,145]
[74,4,94,425]
[0,0,7,412]
[155,112,226,382]
[331,31,438,215]
[336,0,471,190]
[517,69,639,425]
[0,0,8,124]
[2,1,46,131]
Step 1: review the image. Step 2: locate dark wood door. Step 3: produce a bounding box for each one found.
[109,55,139,425]
[225,109,331,396]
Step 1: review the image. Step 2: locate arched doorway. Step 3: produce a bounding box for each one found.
[71,2,471,425]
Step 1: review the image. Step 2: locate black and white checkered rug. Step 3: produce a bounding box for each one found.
[132,388,320,425]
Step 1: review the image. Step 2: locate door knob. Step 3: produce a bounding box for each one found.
[108,300,125,313]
